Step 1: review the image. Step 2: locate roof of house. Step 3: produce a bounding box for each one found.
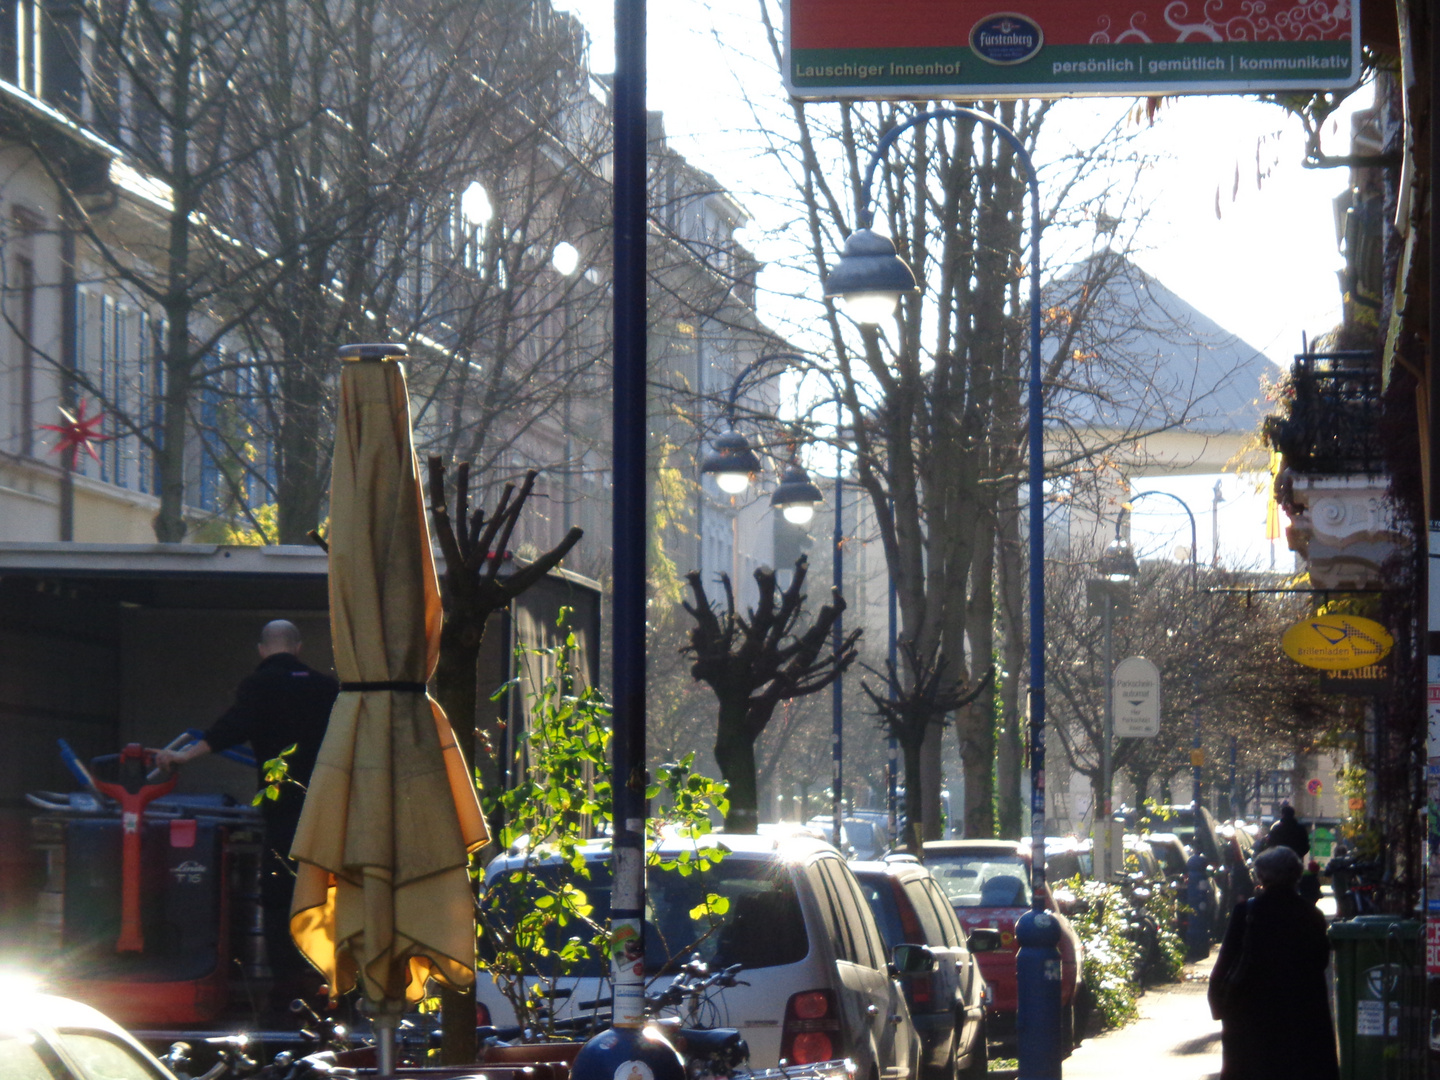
[1046,253,1277,438]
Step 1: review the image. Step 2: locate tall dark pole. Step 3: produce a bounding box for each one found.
[568,3,681,1074]
[832,452,844,845]
[607,0,649,1033]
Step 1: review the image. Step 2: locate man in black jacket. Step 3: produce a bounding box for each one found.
[156,619,338,1012]
[1262,803,1311,860]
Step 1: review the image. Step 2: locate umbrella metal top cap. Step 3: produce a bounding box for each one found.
[338,342,409,362]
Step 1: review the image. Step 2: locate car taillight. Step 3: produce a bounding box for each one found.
[909,972,933,1009]
[781,989,841,1065]
[476,1001,492,1028]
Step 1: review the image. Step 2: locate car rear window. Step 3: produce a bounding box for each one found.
[921,879,966,947]
[54,1032,163,1080]
[0,1035,59,1080]
[1150,841,1187,876]
[901,880,945,944]
[928,854,1032,908]
[483,857,809,977]
[856,874,905,949]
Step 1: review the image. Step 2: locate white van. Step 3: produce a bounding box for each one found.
[477,832,921,1080]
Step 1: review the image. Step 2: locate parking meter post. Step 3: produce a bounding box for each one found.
[1015,908,1064,1079]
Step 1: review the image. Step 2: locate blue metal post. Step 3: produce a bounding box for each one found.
[571,4,682,1078]
[855,107,1059,1079]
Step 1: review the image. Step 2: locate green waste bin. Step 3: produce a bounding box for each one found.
[1330,916,1423,1080]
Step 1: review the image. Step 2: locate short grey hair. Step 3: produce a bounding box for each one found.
[1254,845,1303,889]
[260,619,302,652]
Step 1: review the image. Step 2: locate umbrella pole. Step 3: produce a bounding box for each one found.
[374,1000,402,1078]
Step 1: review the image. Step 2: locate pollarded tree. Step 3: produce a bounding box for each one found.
[683,556,860,832]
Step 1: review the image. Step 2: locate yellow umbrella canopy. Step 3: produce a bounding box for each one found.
[290,349,488,1007]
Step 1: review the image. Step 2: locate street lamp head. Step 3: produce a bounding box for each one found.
[701,429,762,494]
[1098,537,1139,580]
[770,464,824,526]
[823,228,918,325]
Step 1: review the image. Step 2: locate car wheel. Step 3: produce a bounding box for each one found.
[956,1016,987,1080]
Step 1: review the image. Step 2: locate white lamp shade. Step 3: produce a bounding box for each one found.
[715,471,751,495]
[782,503,816,526]
[552,242,580,276]
[840,290,901,324]
[460,181,493,226]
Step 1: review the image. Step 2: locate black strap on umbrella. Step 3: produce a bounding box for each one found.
[339,681,428,693]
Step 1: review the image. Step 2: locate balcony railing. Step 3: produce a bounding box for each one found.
[1264,350,1382,475]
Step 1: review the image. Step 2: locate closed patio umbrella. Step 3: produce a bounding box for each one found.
[290,343,488,1075]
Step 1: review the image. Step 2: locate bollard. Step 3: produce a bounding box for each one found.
[571,1025,686,1080]
[1015,907,1064,1080]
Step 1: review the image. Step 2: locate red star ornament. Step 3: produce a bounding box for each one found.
[39,399,111,469]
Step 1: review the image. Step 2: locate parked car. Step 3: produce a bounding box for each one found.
[851,859,994,1080]
[1121,803,1229,935]
[1016,836,1087,917]
[922,840,1085,1051]
[806,815,892,860]
[0,986,182,1080]
[477,833,922,1078]
[1146,831,1218,940]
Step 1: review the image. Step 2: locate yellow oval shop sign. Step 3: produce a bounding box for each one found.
[1281,615,1394,671]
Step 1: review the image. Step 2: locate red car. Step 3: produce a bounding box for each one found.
[922,840,1085,1050]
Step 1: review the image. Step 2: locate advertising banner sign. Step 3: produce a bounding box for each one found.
[1281,614,1394,671]
[1320,661,1390,695]
[783,0,1360,100]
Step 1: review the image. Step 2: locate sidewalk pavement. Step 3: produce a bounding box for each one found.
[991,955,1222,1079]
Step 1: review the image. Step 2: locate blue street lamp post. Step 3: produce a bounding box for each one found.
[821,108,1061,1079]
[570,3,683,1079]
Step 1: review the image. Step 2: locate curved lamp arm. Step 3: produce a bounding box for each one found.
[721,351,813,427]
[1129,490,1200,591]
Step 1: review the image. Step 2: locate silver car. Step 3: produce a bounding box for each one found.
[477,833,922,1080]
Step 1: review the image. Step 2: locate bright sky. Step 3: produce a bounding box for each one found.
[555,0,1372,571]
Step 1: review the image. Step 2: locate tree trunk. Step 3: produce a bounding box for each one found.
[995,495,1025,837]
[714,698,759,833]
[152,350,192,542]
[902,738,925,854]
[960,512,998,838]
[921,724,944,840]
[433,617,494,794]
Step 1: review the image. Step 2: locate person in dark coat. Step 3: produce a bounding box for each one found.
[155,619,338,1014]
[1208,846,1338,1080]
[1264,803,1311,859]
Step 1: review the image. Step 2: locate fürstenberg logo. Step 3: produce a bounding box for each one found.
[969,13,1043,66]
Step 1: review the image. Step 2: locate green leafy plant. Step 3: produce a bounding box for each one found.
[251,743,300,806]
[1069,879,1141,1029]
[1140,887,1185,984]
[476,611,729,1035]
